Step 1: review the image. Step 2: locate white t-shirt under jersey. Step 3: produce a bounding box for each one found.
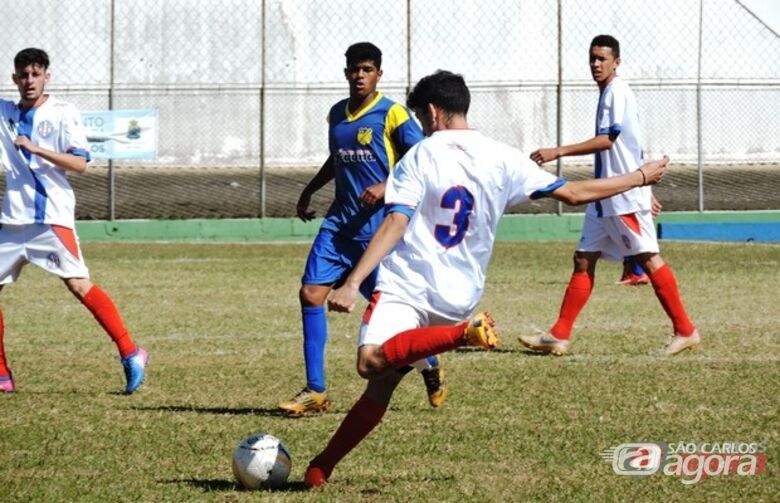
[376,128,563,321]
[0,96,91,229]
[588,76,651,217]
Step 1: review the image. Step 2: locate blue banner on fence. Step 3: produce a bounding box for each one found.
[82,109,158,160]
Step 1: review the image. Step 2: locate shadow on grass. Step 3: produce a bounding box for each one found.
[132,405,292,416]
[454,346,547,355]
[161,478,309,492]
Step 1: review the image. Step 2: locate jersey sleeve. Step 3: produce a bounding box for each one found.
[598,86,624,136]
[384,143,426,218]
[386,103,424,157]
[62,104,91,161]
[506,154,565,206]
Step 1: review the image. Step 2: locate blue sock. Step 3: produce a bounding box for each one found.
[425,355,439,369]
[631,260,645,275]
[302,305,328,393]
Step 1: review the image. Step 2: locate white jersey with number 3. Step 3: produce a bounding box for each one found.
[376,129,563,321]
[0,96,90,229]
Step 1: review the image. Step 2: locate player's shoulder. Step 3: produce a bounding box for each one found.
[0,98,14,115]
[328,98,350,120]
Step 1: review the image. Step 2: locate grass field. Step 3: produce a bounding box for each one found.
[0,241,777,502]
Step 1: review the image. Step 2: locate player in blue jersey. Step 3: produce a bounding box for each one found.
[278,42,445,415]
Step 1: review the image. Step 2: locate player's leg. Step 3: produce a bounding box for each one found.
[520,246,599,355]
[618,255,649,285]
[0,284,13,393]
[354,247,447,407]
[63,276,148,393]
[28,224,147,393]
[280,229,343,415]
[636,251,700,354]
[0,225,39,392]
[305,367,404,487]
[358,295,497,376]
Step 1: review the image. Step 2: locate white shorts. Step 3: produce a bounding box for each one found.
[358,291,459,370]
[0,224,89,284]
[577,211,659,261]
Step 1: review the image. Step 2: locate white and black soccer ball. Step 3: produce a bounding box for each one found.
[232,433,292,489]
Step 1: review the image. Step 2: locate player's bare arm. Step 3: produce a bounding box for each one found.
[551,155,668,205]
[297,156,335,221]
[14,136,87,173]
[328,211,410,313]
[530,134,615,166]
[359,181,386,207]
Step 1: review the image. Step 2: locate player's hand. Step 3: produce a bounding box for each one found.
[296,191,316,222]
[650,194,663,217]
[638,155,669,186]
[14,135,36,154]
[327,284,359,313]
[359,182,386,207]
[529,147,560,166]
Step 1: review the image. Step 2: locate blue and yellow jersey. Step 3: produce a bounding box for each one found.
[321,92,423,240]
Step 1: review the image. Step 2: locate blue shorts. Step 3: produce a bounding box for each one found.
[302,229,377,300]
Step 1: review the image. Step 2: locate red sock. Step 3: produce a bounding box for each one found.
[549,272,594,340]
[381,322,468,368]
[0,307,8,377]
[81,285,137,358]
[649,265,696,336]
[309,395,387,477]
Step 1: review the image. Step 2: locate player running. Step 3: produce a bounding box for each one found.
[0,48,147,394]
[523,35,700,356]
[278,42,445,416]
[304,70,669,487]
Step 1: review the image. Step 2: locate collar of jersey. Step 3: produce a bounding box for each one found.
[344,92,383,122]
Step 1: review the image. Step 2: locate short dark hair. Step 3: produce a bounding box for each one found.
[590,35,620,58]
[14,48,50,70]
[407,70,470,116]
[345,42,382,69]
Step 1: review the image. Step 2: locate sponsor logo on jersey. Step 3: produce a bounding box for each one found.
[336,148,376,164]
[357,127,373,145]
[37,120,54,138]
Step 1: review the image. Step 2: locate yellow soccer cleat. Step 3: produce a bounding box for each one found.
[660,329,701,356]
[518,333,570,356]
[421,366,448,408]
[463,312,499,350]
[278,388,332,416]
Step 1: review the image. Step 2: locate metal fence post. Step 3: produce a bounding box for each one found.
[108,0,116,221]
[556,0,563,216]
[697,0,704,212]
[259,0,267,218]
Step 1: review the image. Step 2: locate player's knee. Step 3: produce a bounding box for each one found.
[64,277,93,299]
[356,350,387,379]
[299,285,326,307]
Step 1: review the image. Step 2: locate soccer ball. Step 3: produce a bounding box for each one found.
[232,433,292,489]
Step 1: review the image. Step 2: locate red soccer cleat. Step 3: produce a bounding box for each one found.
[617,272,650,286]
[304,465,328,488]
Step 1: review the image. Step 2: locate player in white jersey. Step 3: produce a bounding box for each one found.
[522,35,699,357]
[303,70,669,488]
[0,48,147,394]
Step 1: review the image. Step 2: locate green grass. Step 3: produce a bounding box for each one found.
[0,241,777,502]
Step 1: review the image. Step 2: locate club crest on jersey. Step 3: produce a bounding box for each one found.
[46,252,61,270]
[357,127,373,146]
[37,120,54,138]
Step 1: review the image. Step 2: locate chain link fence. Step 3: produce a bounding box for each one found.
[0,0,778,220]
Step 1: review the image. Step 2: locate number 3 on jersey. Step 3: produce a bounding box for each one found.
[434,185,475,248]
